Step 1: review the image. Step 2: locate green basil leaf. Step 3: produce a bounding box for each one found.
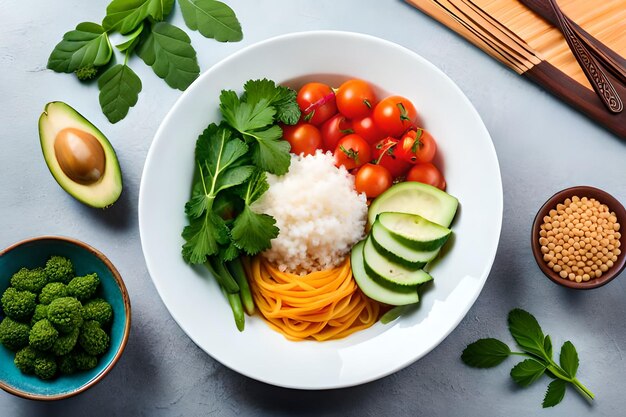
[510,359,546,387]
[103,0,175,34]
[543,379,567,408]
[115,22,144,52]
[461,338,511,368]
[98,64,142,123]
[559,341,579,378]
[508,309,546,358]
[137,22,200,90]
[178,0,242,42]
[47,22,112,73]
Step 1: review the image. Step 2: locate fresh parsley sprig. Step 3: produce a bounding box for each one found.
[182,79,300,265]
[47,0,242,123]
[461,309,594,408]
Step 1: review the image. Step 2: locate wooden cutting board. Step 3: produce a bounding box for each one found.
[406,0,626,137]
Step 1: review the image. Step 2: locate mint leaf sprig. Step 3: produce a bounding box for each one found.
[461,309,594,408]
[47,0,242,124]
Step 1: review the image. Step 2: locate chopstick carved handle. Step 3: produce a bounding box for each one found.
[546,0,623,114]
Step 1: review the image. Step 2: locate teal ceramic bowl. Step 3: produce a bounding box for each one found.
[0,236,131,400]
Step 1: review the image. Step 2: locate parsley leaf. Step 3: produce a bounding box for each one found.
[461,338,511,368]
[47,22,113,73]
[219,88,292,175]
[182,210,228,264]
[559,341,579,378]
[179,0,243,42]
[103,0,174,34]
[137,22,200,90]
[543,379,567,408]
[98,64,142,123]
[230,171,278,255]
[243,79,301,125]
[544,335,553,359]
[510,359,546,387]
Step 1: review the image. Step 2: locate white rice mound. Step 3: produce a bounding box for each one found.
[252,150,368,275]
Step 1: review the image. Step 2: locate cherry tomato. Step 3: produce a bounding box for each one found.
[397,128,437,164]
[352,115,384,145]
[355,163,393,198]
[282,122,323,156]
[297,82,338,125]
[373,95,418,137]
[336,79,377,119]
[372,137,412,178]
[320,114,353,151]
[406,162,446,190]
[334,134,371,170]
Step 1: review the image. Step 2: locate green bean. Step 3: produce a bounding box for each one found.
[226,258,255,315]
[207,257,239,293]
[221,286,245,331]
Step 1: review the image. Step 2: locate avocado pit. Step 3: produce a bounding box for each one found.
[54,127,106,185]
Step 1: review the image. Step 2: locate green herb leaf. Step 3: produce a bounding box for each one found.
[182,211,227,263]
[137,22,200,90]
[219,88,292,174]
[115,22,144,52]
[219,240,240,262]
[230,171,278,255]
[103,0,175,34]
[98,64,142,124]
[178,0,243,42]
[544,335,553,359]
[508,308,546,358]
[461,338,511,368]
[559,341,579,378]
[242,79,301,125]
[215,165,255,193]
[231,206,278,255]
[47,22,112,73]
[543,379,567,408]
[510,359,546,387]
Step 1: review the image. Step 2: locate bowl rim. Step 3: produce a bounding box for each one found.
[531,186,626,290]
[0,235,131,401]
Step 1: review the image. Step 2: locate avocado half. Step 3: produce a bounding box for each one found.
[39,102,122,208]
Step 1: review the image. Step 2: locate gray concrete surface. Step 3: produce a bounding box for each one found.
[1,0,625,416]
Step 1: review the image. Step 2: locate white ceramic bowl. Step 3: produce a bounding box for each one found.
[139,31,502,389]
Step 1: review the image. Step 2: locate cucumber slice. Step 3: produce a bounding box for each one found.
[368,182,459,228]
[363,237,433,288]
[351,241,420,306]
[370,220,439,267]
[378,212,451,251]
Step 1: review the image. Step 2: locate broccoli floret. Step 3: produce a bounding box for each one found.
[29,319,58,351]
[1,287,36,321]
[78,320,109,356]
[31,304,49,325]
[51,326,80,356]
[14,346,39,374]
[45,256,74,284]
[82,298,113,326]
[73,350,98,371]
[75,65,98,81]
[0,317,31,351]
[67,273,99,302]
[47,297,83,333]
[34,354,57,380]
[39,282,68,305]
[57,354,76,374]
[10,267,48,294]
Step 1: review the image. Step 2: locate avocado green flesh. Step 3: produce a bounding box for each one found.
[39,102,122,208]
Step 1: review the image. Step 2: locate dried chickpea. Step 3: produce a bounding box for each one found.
[538,194,621,282]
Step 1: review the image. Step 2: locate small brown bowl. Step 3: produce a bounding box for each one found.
[532,186,626,290]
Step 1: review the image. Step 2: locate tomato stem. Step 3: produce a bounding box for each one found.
[397,102,410,121]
